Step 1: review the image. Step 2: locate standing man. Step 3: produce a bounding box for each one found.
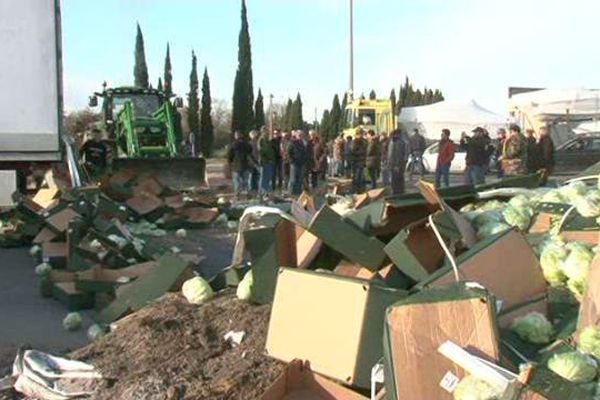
[344,135,353,178]
[227,131,253,198]
[525,129,540,174]
[537,125,555,183]
[435,129,455,188]
[333,134,345,177]
[503,124,527,176]
[80,127,110,178]
[258,128,275,198]
[495,128,507,178]
[280,131,292,192]
[288,130,306,195]
[248,130,260,194]
[271,129,283,191]
[409,128,427,177]
[380,132,390,188]
[302,131,314,191]
[366,130,381,190]
[350,129,368,193]
[463,127,488,185]
[388,129,411,195]
[310,130,326,190]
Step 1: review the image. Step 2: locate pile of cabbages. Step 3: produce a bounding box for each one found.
[460,180,600,299]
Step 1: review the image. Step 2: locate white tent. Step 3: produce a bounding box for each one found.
[397,100,507,140]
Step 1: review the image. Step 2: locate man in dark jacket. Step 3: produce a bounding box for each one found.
[380,132,390,187]
[525,129,540,174]
[257,129,275,197]
[388,129,411,194]
[80,128,110,178]
[271,129,283,191]
[228,131,253,197]
[537,125,555,180]
[366,130,381,189]
[463,127,489,185]
[310,130,326,190]
[344,136,353,178]
[280,131,292,191]
[350,129,368,193]
[287,131,307,195]
[409,128,427,176]
[248,130,260,194]
[503,124,527,176]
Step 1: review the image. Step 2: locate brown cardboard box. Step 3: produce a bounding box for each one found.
[383,284,499,400]
[260,360,368,400]
[424,230,547,311]
[32,188,60,209]
[266,268,407,389]
[333,261,377,280]
[296,228,322,269]
[45,208,80,233]
[577,253,600,333]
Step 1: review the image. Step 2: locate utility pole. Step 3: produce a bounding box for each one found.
[269,94,274,134]
[349,0,354,99]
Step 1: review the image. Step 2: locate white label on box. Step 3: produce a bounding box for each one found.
[440,371,460,393]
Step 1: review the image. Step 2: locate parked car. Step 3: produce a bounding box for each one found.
[555,134,600,172]
[421,142,466,173]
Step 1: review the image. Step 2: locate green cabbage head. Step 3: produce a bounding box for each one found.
[540,244,568,286]
[236,270,254,301]
[181,276,214,305]
[502,206,532,231]
[547,351,597,383]
[453,375,502,400]
[511,312,553,344]
[63,312,82,331]
[579,326,600,360]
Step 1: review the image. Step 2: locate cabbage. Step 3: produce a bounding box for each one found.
[479,200,505,211]
[566,241,592,253]
[175,228,187,238]
[508,194,532,209]
[541,190,565,204]
[236,270,254,301]
[472,209,506,228]
[561,246,593,282]
[89,239,104,252]
[547,351,597,383]
[579,326,600,360]
[460,203,477,212]
[29,245,41,258]
[503,206,532,231]
[181,276,214,304]
[540,244,568,286]
[63,312,82,331]
[34,262,52,277]
[511,312,553,344]
[87,324,106,341]
[574,194,600,217]
[107,234,128,249]
[559,181,589,202]
[477,222,511,239]
[453,375,502,400]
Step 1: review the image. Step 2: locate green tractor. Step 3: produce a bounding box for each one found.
[88,84,206,189]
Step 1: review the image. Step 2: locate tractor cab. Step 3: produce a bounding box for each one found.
[342,98,395,137]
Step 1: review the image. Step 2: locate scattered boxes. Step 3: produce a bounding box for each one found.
[266,268,407,389]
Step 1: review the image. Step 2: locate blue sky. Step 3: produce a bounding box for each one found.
[62,0,600,118]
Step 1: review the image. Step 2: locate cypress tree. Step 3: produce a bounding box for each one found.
[330,94,342,138]
[339,93,348,131]
[390,88,397,113]
[320,110,331,140]
[187,51,200,141]
[157,77,163,92]
[133,23,149,88]
[254,89,265,129]
[291,93,303,130]
[200,67,214,156]
[284,98,293,131]
[369,89,377,100]
[231,0,254,135]
[163,43,173,97]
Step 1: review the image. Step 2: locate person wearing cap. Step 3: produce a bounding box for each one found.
[387,128,411,194]
[350,128,368,193]
[463,127,489,185]
[502,124,527,176]
[79,127,110,178]
[366,130,381,190]
[435,129,455,188]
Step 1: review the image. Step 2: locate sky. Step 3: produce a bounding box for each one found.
[62,0,600,119]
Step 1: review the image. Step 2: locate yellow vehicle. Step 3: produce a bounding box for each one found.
[342,98,396,137]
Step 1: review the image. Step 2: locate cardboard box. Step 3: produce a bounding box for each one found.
[333,261,377,280]
[296,227,322,269]
[383,283,499,400]
[245,216,297,304]
[309,206,387,271]
[266,268,407,389]
[45,208,81,234]
[384,217,445,283]
[32,187,60,209]
[260,360,368,400]
[42,242,67,268]
[577,253,600,333]
[421,230,548,311]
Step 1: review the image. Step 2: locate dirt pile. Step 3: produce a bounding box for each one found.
[70,290,283,400]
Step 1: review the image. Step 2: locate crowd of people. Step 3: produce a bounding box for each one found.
[227,122,556,199]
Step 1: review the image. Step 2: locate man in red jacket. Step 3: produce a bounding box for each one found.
[435,129,455,188]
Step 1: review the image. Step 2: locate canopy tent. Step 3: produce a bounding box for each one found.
[397,100,507,140]
[508,88,600,145]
